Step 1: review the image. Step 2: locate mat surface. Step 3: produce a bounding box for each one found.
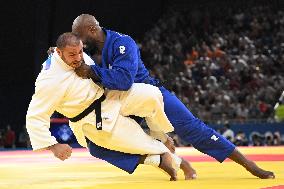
[0,146,283,189]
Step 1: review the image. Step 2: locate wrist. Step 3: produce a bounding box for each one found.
[89,69,101,82]
[47,143,57,151]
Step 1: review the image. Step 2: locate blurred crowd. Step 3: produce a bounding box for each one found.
[215,123,283,146]
[169,123,283,147]
[2,122,281,149]
[0,125,30,149]
[139,3,284,124]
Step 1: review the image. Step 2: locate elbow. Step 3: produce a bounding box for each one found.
[118,79,134,90]
[104,73,135,90]
[108,76,133,90]
[120,82,132,90]
[117,85,132,91]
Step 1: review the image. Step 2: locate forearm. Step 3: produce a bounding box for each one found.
[26,111,58,151]
[26,124,58,151]
[91,65,134,90]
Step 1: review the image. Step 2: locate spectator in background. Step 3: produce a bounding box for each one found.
[234,131,248,146]
[17,126,30,148]
[222,123,235,142]
[250,132,265,146]
[3,125,15,148]
[264,131,274,146]
[0,130,4,148]
[273,131,282,145]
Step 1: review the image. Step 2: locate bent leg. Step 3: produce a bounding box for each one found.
[160,87,274,178]
[119,83,173,134]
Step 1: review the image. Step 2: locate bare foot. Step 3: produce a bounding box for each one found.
[229,148,275,179]
[245,160,275,179]
[158,153,178,181]
[180,158,197,180]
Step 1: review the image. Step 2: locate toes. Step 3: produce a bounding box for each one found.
[180,158,197,180]
[192,173,197,179]
[185,173,197,180]
[266,172,275,179]
[170,176,178,181]
[268,175,275,179]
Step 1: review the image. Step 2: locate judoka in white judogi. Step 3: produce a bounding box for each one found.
[26,36,174,156]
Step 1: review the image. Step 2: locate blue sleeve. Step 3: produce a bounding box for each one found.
[91,36,138,90]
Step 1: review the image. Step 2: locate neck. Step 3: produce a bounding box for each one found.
[95,29,106,54]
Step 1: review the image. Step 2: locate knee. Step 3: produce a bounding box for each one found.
[144,86,163,104]
[131,84,163,106]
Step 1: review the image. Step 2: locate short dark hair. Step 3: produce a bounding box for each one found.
[56,32,81,49]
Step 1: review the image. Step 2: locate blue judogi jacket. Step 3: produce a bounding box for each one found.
[90,29,159,90]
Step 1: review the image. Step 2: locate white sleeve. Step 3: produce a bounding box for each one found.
[26,77,63,151]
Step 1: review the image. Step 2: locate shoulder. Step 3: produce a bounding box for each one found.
[115,34,136,47]
[108,30,136,47]
[35,72,59,92]
[112,35,137,55]
[35,64,64,94]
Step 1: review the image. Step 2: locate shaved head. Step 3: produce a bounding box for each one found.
[72,14,100,33]
[71,14,106,54]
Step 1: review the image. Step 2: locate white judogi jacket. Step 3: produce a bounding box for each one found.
[26,51,174,151]
[26,51,121,150]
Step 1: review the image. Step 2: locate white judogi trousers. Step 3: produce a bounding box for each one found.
[72,83,173,155]
[83,115,170,155]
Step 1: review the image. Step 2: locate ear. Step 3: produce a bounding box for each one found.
[89,26,96,33]
[56,48,62,56]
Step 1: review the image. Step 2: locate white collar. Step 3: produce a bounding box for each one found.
[53,49,74,72]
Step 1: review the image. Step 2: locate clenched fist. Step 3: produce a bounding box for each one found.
[75,61,101,81]
[48,143,72,161]
[74,61,93,79]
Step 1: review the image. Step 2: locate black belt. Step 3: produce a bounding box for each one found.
[69,94,106,130]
